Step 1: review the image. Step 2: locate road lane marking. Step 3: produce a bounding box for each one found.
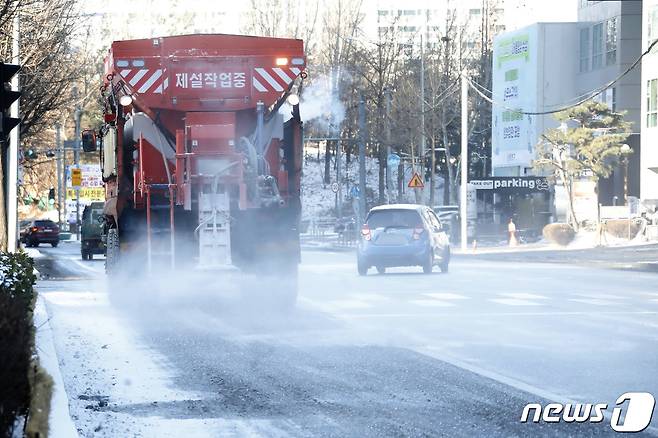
[499,293,548,300]
[573,294,626,300]
[410,299,456,307]
[569,298,622,306]
[422,292,469,300]
[489,298,543,306]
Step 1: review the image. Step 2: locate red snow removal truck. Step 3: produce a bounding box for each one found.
[83,34,306,302]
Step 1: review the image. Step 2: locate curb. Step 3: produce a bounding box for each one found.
[34,295,79,438]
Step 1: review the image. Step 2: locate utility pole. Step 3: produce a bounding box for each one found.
[419,34,426,205]
[358,94,367,224]
[333,67,343,219]
[74,105,81,241]
[7,15,19,252]
[62,133,67,229]
[460,73,468,252]
[385,88,392,203]
[56,124,62,227]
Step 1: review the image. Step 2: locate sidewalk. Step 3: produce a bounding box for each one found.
[455,230,655,255]
[34,295,79,438]
[456,240,658,273]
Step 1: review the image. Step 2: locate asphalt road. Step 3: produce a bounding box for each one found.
[33,242,658,437]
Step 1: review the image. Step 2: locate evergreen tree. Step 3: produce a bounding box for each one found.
[535,100,631,230]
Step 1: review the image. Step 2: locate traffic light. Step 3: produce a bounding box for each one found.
[24,148,37,159]
[48,187,55,205]
[0,62,21,141]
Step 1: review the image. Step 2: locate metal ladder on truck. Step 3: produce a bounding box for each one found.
[197,191,231,268]
[137,135,176,272]
[144,184,176,272]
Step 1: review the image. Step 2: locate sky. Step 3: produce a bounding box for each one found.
[80,0,578,45]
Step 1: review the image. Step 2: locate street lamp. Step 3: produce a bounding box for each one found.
[620,143,633,240]
[620,143,632,205]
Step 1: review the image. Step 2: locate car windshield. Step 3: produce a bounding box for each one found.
[91,209,103,223]
[367,209,422,229]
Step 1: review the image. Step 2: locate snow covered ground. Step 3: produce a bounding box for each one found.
[300,146,421,221]
[38,278,219,437]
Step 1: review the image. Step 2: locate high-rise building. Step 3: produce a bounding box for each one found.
[577,0,642,205]
[641,0,658,206]
[491,1,642,205]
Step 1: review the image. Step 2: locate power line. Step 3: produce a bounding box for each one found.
[468,38,658,116]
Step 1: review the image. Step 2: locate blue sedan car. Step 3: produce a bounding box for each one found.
[357,204,450,275]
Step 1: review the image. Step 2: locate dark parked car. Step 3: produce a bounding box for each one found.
[21,219,60,247]
[357,204,450,275]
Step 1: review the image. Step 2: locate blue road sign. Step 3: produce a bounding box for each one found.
[350,186,360,199]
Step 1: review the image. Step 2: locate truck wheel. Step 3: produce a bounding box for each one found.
[81,251,88,260]
[105,228,119,274]
[422,251,433,274]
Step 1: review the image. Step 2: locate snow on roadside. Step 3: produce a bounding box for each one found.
[38,280,224,437]
[23,247,44,259]
[301,151,416,221]
[34,296,79,438]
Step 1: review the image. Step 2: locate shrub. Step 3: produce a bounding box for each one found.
[604,219,642,239]
[543,223,576,246]
[0,251,37,437]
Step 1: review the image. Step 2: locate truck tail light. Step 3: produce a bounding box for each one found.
[361,224,371,241]
[413,226,424,240]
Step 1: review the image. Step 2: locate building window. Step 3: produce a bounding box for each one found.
[606,18,617,66]
[648,6,658,53]
[469,8,481,15]
[580,28,590,72]
[647,79,658,128]
[596,87,616,111]
[592,23,603,69]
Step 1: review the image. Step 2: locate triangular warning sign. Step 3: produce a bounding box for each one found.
[408,172,425,188]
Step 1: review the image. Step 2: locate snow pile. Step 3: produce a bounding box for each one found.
[23,247,44,259]
[34,297,79,438]
[300,148,418,221]
[0,252,36,290]
[0,254,20,289]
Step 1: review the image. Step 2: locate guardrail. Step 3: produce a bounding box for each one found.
[302,217,358,247]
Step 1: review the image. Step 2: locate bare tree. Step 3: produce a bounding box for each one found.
[242,0,320,57]
[0,0,83,249]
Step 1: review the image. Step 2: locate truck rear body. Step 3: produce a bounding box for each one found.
[93,34,305,300]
